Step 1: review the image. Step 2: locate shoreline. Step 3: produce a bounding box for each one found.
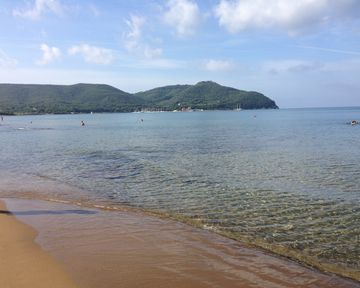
[0,200,78,288]
[2,191,359,284]
[2,197,359,288]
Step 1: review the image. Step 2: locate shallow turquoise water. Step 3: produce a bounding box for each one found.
[1,108,359,273]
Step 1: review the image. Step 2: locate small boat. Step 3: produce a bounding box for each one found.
[234,104,242,111]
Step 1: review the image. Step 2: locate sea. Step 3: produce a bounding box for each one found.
[0,107,359,279]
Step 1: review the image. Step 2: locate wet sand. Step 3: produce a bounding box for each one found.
[3,198,359,288]
[0,200,77,288]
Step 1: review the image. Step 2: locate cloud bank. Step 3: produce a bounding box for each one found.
[214,0,360,35]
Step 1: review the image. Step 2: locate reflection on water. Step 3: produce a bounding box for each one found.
[1,108,360,280]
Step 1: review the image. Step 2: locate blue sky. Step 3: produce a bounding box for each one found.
[1,0,360,108]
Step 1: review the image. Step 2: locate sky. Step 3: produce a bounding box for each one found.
[1,0,360,108]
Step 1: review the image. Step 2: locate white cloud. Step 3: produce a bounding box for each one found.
[203,59,234,71]
[124,15,146,51]
[214,0,360,35]
[0,49,18,69]
[36,44,61,65]
[164,0,201,37]
[13,0,63,20]
[68,44,115,65]
[124,15,163,59]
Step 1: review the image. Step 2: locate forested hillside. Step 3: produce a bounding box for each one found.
[0,81,278,115]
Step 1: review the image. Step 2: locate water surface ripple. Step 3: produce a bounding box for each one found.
[1,108,359,280]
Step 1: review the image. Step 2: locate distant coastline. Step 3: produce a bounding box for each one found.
[0,81,278,115]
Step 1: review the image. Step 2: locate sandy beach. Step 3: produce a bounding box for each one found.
[1,197,359,288]
[0,200,77,288]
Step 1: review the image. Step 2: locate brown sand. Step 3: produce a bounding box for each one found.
[0,200,78,288]
[3,198,359,288]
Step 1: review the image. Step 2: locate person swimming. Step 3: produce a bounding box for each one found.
[81,120,85,126]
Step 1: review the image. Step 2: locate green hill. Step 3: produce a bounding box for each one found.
[0,81,278,115]
[0,83,143,114]
[136,81,278,110]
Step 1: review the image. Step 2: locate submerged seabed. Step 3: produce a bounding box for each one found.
[0,108,359,281]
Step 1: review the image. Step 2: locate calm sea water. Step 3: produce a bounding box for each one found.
[1,108,359,276]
